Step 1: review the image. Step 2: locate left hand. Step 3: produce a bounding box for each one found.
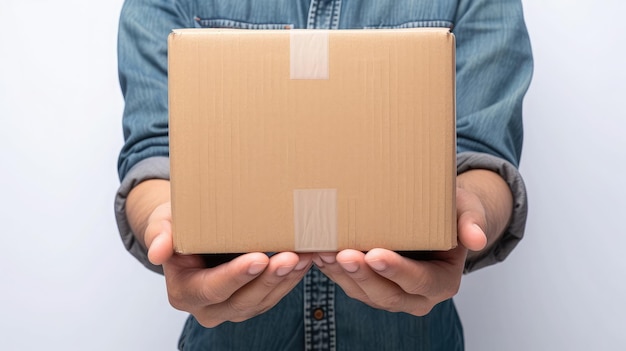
[314,170,511,316]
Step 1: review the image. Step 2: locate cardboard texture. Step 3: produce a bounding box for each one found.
[168,28,457,254]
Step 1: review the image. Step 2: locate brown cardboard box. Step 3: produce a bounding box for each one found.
[168,28,457,254]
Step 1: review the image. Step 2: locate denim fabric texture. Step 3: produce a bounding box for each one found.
[117,0,533,179]
[116,0,533,349]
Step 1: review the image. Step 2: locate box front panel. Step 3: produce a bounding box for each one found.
[169,29,456,253]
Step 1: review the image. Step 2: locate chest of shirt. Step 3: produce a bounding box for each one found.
[187,0,458,30]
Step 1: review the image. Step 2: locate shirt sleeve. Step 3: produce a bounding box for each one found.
[115,157,169,274]
[115,0,194,273]
[453,0,533,272]
[453,0,533,166]
[115,0,533,274]
[117,0,194,180]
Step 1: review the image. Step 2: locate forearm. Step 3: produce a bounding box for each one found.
[457,169,513,260]
[126,179,171,247]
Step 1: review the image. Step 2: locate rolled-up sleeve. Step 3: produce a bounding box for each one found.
[457,152,528,273]
[115,157,169,274]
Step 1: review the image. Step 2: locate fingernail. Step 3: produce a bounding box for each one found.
[248,262,267,275]
[367,259,387,272]
[341,261,359,273]
[148,232,162,249]
[276,265,295,277]
[319,253,336,264]
[312,256,325,268]
[295,259,310,271]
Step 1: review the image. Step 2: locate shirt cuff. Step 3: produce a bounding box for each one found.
[114,156,170,274]
[457,152,528,273]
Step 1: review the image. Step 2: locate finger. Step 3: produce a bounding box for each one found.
[262,253,313,305]
[230,253,314,322]
[200,252,304,325]
[228,252,300,303]
[164,252,269,312]
[364,248,463,301]
[315,252,371,304]
[335,250,428,313]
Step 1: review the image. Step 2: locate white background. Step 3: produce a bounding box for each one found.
[1,1,624,350]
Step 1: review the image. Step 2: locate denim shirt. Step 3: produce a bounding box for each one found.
[115,0,533,350]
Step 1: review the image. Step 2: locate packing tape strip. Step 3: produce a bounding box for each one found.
[290,30,329,80]
[293,189,338,251]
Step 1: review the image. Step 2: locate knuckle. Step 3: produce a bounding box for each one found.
[227,298,263,316]
[434,278,461,301]
[410,304,435,317]
[166,281,224,313]
[199,283,227,304]
[407,275,434,296]
[343,289,369,302]
[349,273,370,284]
[168,295,187,312]
[376,293,404,311]
[167,287,189,311]
[194,315,222,328]
[448,281,461,296]
[230,305,272,322]
[258,276,281,290]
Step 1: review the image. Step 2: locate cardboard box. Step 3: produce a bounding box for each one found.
[168,28,457,254]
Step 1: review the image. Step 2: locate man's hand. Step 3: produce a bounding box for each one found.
[127,180,313,328]
[314,169,512,316]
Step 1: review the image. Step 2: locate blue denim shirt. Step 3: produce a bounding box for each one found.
[115,0,533,349]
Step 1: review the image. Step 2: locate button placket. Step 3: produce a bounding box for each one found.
[306,0,342,29]
[302,2,341,349]
[304,267,336,350]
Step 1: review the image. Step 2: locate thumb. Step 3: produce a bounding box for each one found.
[458,216,487,251]
[143,202,173,265]
[146,219,174,265]
[456,188,488,251]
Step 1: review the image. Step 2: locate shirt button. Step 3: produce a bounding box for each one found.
[313,308,324,320]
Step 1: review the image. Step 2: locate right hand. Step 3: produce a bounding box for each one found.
[145,202,313,328]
